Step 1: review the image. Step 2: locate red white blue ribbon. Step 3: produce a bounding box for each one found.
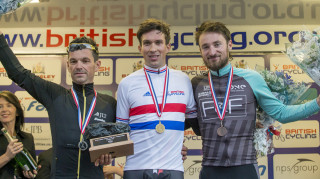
[208,67,233,120]
[144,66,169,118]
[71,87,97,134]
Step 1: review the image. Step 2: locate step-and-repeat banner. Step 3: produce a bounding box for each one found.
[1,0,319,177]
[0,53,319,179]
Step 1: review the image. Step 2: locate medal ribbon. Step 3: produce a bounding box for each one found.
[144,66,169,118]
[208,67,233,120]
[71,87,97,134]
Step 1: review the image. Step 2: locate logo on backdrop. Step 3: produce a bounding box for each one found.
[184,160,202,176]
[95,66,111,77]
[0,67,8,77]
[275,158,318,174]
[172,65,208,76]
[32,62,45,74]
[274,128,317,142]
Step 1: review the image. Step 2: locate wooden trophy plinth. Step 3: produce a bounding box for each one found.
[89,133,134,162]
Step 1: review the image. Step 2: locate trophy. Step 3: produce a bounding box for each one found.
[85,122,134,162]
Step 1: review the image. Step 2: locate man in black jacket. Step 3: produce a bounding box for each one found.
[0,32,116,179]
[35,148,52,179]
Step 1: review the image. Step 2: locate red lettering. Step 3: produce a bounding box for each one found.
[87,29,99,42]
[46,30,63,47]
[65,34,77,47]
[128,28,136,46]
[102,29,108,46]
[110,33,126,46]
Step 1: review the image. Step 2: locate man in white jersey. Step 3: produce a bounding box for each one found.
[116,19,197,179]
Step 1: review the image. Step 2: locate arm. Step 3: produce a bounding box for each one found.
[247,70,320,123]
[184,74,200,135]
[0,32,63,108]
[115,79,130,124]
[0,139,23,168]
[185,118,201,136]
[35,148,52,179]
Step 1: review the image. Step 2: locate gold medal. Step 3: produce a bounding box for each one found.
[156,123,165,133]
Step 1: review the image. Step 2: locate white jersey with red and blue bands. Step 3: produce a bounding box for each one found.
[116,65,197,171]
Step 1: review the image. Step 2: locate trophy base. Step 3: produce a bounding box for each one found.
[89,133,134,162]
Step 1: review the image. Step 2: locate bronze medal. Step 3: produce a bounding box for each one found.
[217,126,228,136]
[156,123,165,134]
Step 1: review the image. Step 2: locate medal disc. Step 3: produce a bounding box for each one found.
[156,123,165,134]
[78,140,88,151]
[217,126,228,136]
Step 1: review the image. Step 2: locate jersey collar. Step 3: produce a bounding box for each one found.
[210,63,231,77]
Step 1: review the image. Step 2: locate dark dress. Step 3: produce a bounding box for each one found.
[0,130,36,179]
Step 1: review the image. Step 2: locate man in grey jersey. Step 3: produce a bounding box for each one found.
[186,21,320,179]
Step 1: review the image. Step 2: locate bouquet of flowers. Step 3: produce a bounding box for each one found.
[254,70,310,158]
[286,28,320,86]
[0,0,31,15]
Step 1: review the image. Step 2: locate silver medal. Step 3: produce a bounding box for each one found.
[78,140,88,151]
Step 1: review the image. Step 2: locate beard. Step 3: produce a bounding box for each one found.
[203,55,229,71]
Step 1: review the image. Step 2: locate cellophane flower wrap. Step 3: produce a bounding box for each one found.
[254,70,310,158]
[0,0,31,15]
[286,28,320,86]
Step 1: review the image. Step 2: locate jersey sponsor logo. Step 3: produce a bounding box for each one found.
[231,84,247,91]
[93,112,108,122]
[93,117,105,122]
[94,112,107,119]
[203,85,210,91]
[197,91,211,98]
[143,92,151,96]
[168,90,185,96]
[199,95,247,121]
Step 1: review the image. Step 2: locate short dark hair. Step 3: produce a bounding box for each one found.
[68,36,99,62]
[195,21,231,45]
[137,18,171,45]
[0,91,24,132]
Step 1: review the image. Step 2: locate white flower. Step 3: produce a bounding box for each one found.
[286,28,320,86]
[254,70,309,158]
[0,0,30,15]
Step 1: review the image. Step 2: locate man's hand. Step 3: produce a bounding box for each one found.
[0,31,2,35]
[181,144,188,161]
[95,154,113,166]
[22,169,38,179]
[256,121,264,129]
